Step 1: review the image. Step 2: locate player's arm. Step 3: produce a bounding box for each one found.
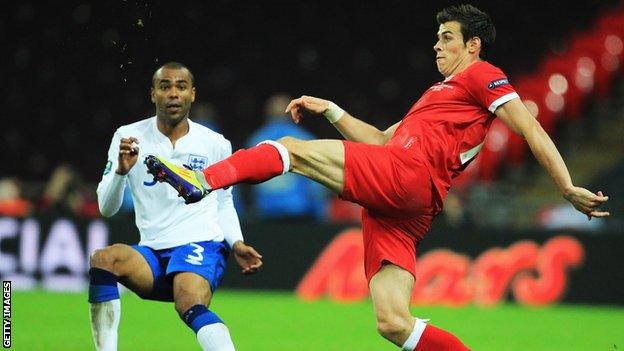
[495,98,609,219]
[216,187,262,275]
[215,185,243,248]
[286,95,399,145]
[96,131,138,217]
[333,116,400,145]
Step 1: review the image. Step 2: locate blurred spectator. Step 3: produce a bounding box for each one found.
[37,165,99,217]
[441,192,472,229]
[192,102,222,132]
[0,177,31,217]
[536,203,604,232]
[245,93,329,220]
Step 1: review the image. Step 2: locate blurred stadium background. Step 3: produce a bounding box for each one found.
[2,0,624,350]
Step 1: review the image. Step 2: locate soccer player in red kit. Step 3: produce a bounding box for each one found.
[146,4,610,350]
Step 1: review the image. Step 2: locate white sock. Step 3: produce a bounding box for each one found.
[196,323,236,351]
[401,318,429,351]
[89,299,121,351]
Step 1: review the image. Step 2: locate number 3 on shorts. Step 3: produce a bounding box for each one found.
[185,243,205,265]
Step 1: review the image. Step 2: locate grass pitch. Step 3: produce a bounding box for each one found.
[11,290,624,350]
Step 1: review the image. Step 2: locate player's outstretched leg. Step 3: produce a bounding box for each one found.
[201,140,291,190]
[146,137,345,204]
[370,264,470,350]
[143,141,287,204]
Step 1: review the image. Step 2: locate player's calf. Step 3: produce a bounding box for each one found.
[88,248,122,351]
[201,140,289,189]
[375,313,416,346]
[182,304,235,351]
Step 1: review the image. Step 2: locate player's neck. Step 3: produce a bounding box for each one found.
[156,115,190,145]
[447,57,482,78]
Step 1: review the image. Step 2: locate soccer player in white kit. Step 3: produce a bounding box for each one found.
[89,62,263,351]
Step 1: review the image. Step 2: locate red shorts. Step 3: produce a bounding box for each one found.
[340,141,440,282]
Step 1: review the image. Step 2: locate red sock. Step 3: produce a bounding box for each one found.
[201,143,285,189]
[414,324,470,351]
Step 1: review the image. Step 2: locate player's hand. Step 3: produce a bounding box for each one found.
[563,187,610,220]
[285,95,330,124]
[232,240,263,275]
[116,137,140,175]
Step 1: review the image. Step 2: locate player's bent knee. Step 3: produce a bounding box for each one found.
[89,244,126,274]
[276,136,301,148]
[276,136,307,170]
[276,137,303,155]
[89,247,115,270]
[174,291,211,317]
[175,298,204,317]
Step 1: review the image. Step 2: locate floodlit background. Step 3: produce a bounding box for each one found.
[2,1,624,350]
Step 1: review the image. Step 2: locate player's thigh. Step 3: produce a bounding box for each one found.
[90,243,154,296]
[278,137,345,194]
[169,241,228,310]
[369,264,415,323]
[173,272,212,311]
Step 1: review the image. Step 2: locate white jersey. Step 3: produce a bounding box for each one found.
[97,116,243,250]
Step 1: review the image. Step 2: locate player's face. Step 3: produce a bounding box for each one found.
[434,21,471,77]
[151,68,196,125]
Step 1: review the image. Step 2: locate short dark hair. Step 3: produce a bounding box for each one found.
[436,4,496,59]
[152,61,195,86]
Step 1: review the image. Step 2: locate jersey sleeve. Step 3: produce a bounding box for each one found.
[96,129,127,217]
[215,138,244,247]
[464,63,519,113]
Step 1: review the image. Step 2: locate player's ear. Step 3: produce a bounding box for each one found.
[191,87,196,103]
[150,87,156,103]
[468,36,481,55]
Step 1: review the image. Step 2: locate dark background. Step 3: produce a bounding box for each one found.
[4,0,622,182]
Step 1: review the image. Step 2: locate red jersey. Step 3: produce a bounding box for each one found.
[387,61,519,204]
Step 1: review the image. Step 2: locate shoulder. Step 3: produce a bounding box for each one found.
[190,120,231,149]
[456,61,511,93]
[117,116,155,135]
[461,61,507,79]
[191,120,226,140]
